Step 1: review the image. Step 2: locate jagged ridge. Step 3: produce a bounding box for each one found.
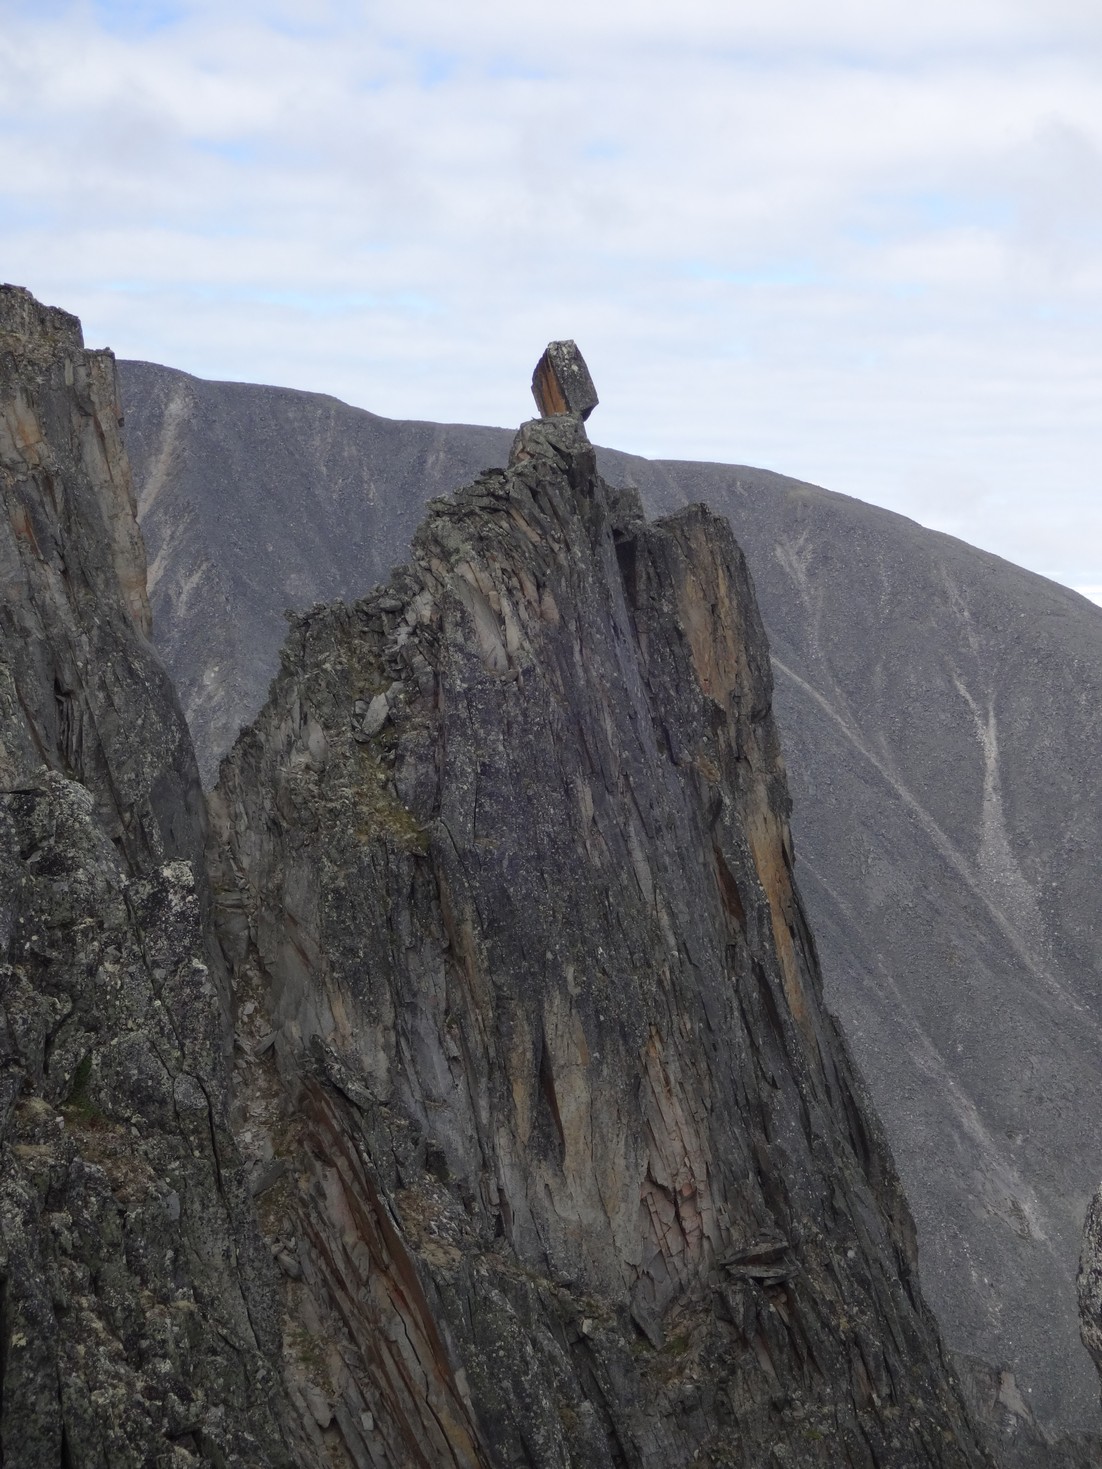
[0,286,288,1466]
[118,358,1102,1455]
[211,411,990,1466]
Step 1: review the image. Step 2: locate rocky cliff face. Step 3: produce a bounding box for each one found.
[119,359,1102,1456]
[0,287,997,1465]
[210,407,990,1466]
[119,359,512,783]
[0,287,288,1465]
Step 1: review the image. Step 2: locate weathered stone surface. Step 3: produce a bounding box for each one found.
[118,359,512,783]
[0,287,289,1465]
[118,359,1102,1456]
[211,411,990,1466]
[0,289,1001,1464]
[0,293,205,873]
[1079,1188,1102,1411]
[531,340,599,421]
[955,1355,1100,1469]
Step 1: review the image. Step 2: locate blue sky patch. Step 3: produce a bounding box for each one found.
[485,56,552,82]
[583,141,626,162]
[850,189,1015,245]
[417,49,459,89]
[681,260,820,288]
[191,139,259,166]
[92,0,188,35]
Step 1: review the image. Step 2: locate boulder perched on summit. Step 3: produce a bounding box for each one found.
[531,338,599,420]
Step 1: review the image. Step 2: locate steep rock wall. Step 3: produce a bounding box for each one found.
[0,287,289,1465]
[212,412,990,1467]
[119,359,512,782]
[118,361,1102,1451]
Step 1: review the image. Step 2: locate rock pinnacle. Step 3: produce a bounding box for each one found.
[531,339,599,420]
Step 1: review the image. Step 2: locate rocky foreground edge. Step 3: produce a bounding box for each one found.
[0,286,288,1461]
[1,288,998,1465]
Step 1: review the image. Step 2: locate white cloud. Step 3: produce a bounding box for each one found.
[3,0,1102,586]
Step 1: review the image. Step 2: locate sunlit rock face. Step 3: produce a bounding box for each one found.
[530,339,599,420]
[211,408,989,1467]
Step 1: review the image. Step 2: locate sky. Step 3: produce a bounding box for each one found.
[3,0,1102,602]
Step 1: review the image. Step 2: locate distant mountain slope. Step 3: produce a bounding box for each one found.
[120,360,514,777]
[119,358,1102,1455]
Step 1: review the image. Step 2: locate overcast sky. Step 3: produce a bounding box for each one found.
[4,0,1102,600]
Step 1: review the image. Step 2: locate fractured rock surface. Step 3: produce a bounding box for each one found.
[531,340,599,421]
[0,287,289,1465]
[1080,1189,1102,1412]
[118,359,1102,1452]
[118,359,512,783]
[1,288,996,1466]
[211,411,990,1466]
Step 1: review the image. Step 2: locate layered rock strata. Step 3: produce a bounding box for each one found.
[0,287,288,1465]
[211,408,990,1466]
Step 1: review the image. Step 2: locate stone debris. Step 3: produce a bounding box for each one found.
[719,1235,795,1283]
[360,691,390,737]
[250,1156,288,1196]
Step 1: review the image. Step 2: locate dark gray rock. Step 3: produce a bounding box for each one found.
[118,357,1102,1454]
[1079,1188,1102,1409]
[618,458,1102,1456]
[955,1355,1100,1469]
[531,340,599,421]
[0,286,1001,1466]
[211,410,991,1467]
[0,287,290,1466]
[118,359,513,783]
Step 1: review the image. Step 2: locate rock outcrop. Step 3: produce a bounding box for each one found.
[118,360,513,783]
[118,357,1102,1455]
[1,288,996,1465]
[954,1355,1099,1469]
[210,402,990,1465]
[531,341,599,421]
[0,287,288,1465]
